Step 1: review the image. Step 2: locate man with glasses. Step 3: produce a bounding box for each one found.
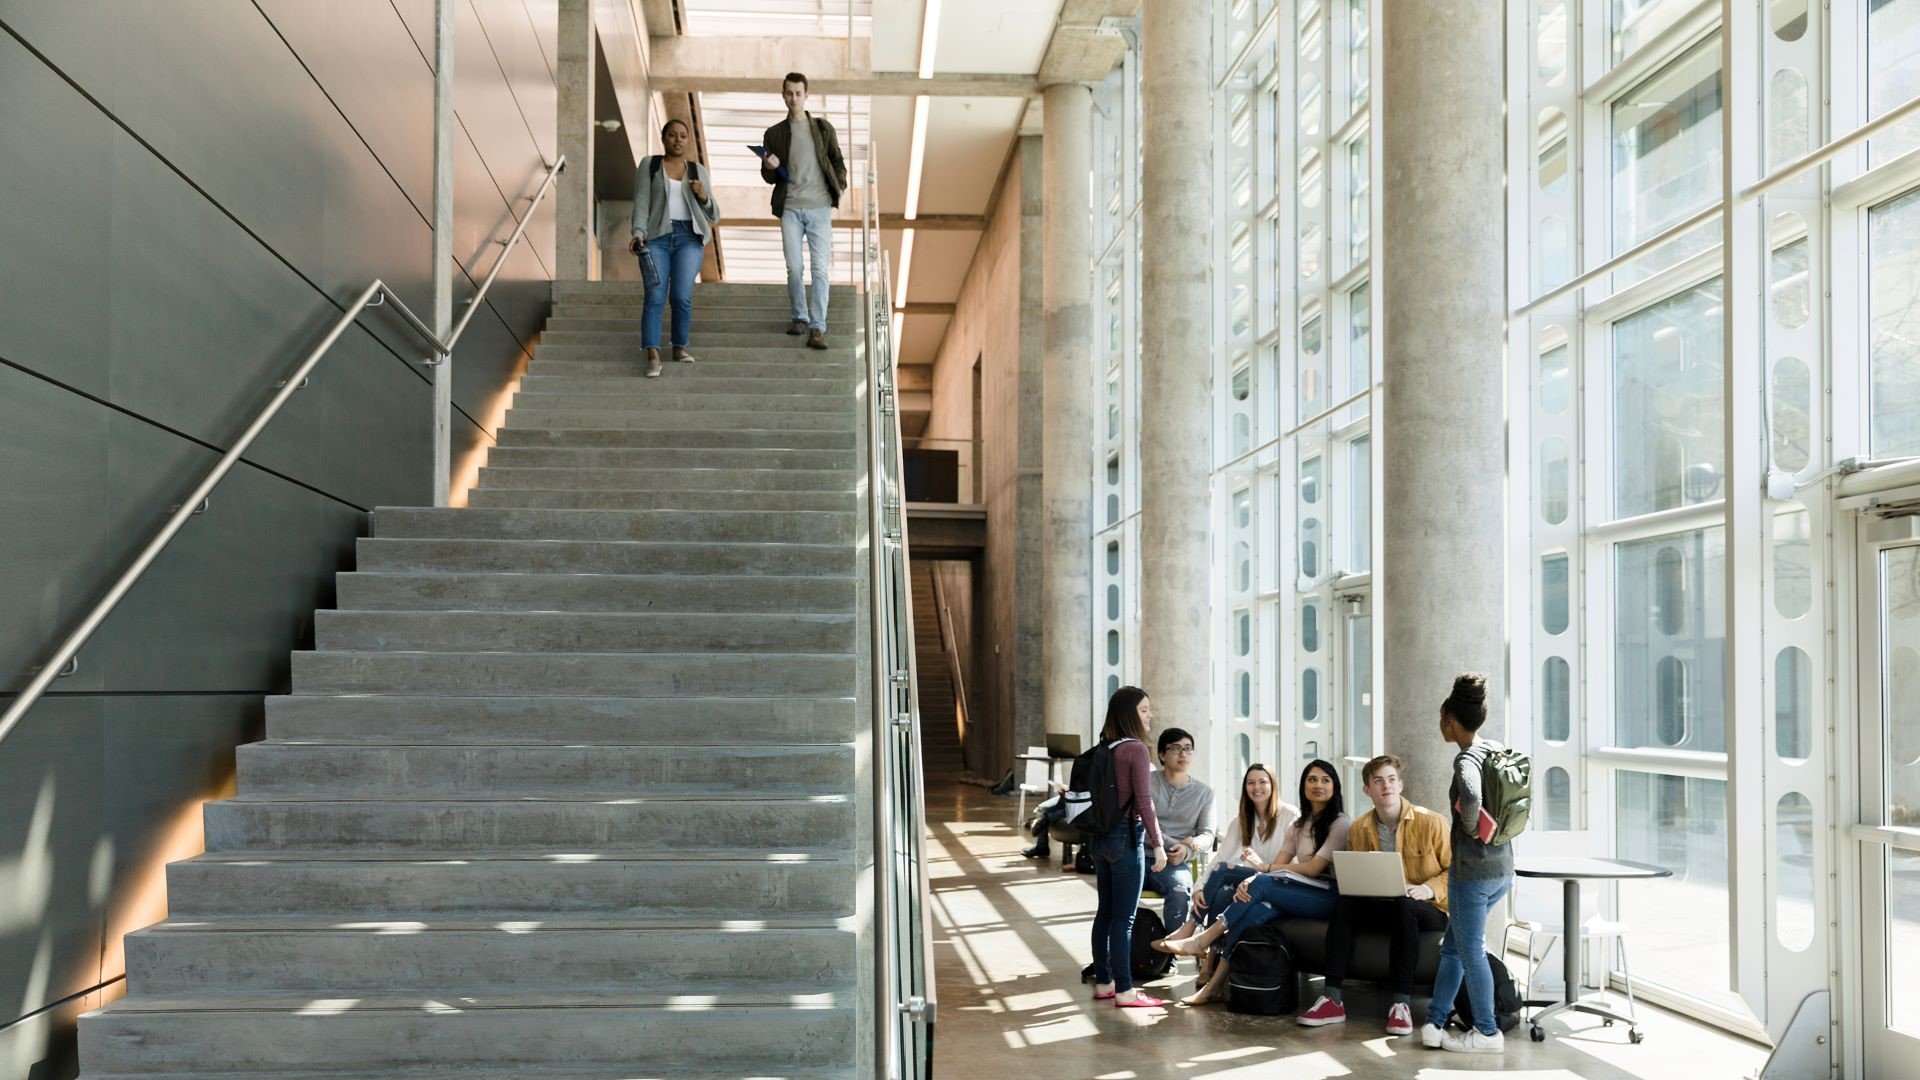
[1145,728,1217,933]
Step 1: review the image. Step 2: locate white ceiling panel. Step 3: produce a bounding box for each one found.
[870,0,924,70]
[914,98,1023,215]
[906,230,983,303]
[682,0,871,37]
[869,96,914,214]
[932,0,1065,74]
[897,312,951,366]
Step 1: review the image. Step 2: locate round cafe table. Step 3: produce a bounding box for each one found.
[1513,856,1672,1044]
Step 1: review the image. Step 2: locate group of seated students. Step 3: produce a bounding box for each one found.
[1048,675,1515,1054]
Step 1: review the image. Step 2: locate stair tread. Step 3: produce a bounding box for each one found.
[218,793,854,805]
[97,991,848,1014]
[185,849,852,863]
[138,914,848,932]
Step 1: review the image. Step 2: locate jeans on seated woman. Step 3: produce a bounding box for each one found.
[1217,874,1340,955]
[1194,865,1260,925]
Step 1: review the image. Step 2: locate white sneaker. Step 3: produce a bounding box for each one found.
[1420,1023,1445,1049]
[1439,1028,1506,1054]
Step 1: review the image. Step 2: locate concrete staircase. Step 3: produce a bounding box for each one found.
[80,281,870,1079]
[909,563,964,779]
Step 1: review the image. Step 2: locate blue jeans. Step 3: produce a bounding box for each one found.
[781,206,832,330]
[1424,871,1512,1036]
[641,221,704,349]
[1089,822,1145,993]
[1194,865,1259,926]
[1219,874,1339,955]
[1143,860,1193,932]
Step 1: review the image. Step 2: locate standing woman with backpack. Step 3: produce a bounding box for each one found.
[1421,672,1516,1054]
[628,119,719,378]
[1085,686,1170,1008]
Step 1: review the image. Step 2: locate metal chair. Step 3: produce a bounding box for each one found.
[1516,914,1642,1040]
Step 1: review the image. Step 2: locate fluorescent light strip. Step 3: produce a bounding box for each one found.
[895,228,916,313]
[904,95,930,220]
[917,0,943,80]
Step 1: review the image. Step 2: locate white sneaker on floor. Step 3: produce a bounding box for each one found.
[1439,1027,1505,1054]
[1419,1023,1445,1049]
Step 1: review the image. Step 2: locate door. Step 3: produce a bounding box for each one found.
[1854,516,1920,1076]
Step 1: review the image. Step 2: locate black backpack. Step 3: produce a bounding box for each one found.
[1064,738,1137,834]
[1227,924,1299,1015]
[1450,952,1523,1033]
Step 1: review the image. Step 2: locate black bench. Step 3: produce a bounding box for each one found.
[1254,915,1444,990]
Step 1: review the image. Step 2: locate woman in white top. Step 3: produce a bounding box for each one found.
[627,119,719,377]
[1162,760,1350,1005]
[1154,763,1294,948]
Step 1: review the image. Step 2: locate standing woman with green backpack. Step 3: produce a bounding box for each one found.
[1421,672,1519,1054]
[1080,686,1170,1009]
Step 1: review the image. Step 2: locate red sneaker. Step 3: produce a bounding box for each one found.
[1385,1002,1414,1035]
[1296,995,1347,1026]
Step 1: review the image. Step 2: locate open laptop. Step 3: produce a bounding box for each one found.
[1044,732,1084,759]
[1331,851,1408,898]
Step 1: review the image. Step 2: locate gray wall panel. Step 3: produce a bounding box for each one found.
[0,31,114,398]
[253,0,437,218]
[90,420,365,692]
[0,366,115,695]
[0,698,107,1028]
[0,0,554,1066]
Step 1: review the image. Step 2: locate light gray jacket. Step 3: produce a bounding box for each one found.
[631,156,719,243]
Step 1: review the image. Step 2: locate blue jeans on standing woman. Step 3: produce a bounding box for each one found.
[1424,871,1512,1036]
[1089,821,1145,993]
[780,206,833,332]
[641,220,705,350]
[1216,873,1339,955]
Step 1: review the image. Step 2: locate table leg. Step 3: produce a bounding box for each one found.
[1563,878,1580,1005]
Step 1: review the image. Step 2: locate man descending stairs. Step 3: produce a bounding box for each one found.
[80,281,869,1079]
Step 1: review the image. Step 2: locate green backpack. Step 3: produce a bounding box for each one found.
[1478,745,1533,846]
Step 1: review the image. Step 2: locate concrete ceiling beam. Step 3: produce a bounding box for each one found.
[649,35,1036,96]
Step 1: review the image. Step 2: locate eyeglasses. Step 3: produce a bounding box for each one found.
[1167,745,1195,755]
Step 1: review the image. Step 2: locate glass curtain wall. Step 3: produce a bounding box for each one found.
[1086,0,1915,1054]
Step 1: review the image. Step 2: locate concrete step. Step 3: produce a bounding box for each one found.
[545,315,860,334]
[86,1070,853,1080]
[497,424,856,450]
[540,329,856,351]
[519,373,851,396]
[265,694,858,745]
[335,571,856,613]
[80,1000,853,1074]
[552,298,862,317]
[555,279,857,301]
[503,407,856,432]
[486,445,857,471]
[476,466,856,494]
[466,487,856,511]
[354,537,853,576]
[202,794,855,853]
[237,742,853,798]
[290,649,856,697]
[124,920,854,999]
[527,357,857,382]
[371,507,855,544]
[311,610,857,654]
[532,341,860,364]
[509,389,847,413]
[166,851,855,918]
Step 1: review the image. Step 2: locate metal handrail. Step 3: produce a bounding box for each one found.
[861,146,936,1079]
[0,156,564,749]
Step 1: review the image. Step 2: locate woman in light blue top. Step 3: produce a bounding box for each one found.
[628,119,719,377]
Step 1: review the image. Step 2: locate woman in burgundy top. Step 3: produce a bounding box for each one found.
[1088,686,1170,1008]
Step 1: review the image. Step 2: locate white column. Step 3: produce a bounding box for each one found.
[1139,1,1215,768]
[555,0,596,280]
[1378,0,1508,804]
[1042,82,1095,740]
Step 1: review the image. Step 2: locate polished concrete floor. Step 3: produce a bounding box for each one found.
[924,778,1771,1080]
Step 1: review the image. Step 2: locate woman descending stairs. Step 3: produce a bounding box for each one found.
[80,281,870,1080]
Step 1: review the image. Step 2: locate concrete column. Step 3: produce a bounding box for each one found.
[1138,3,1214,770]
[1379,1,1508,806]
[1041,83,1095,741]
[555,0,595,280]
